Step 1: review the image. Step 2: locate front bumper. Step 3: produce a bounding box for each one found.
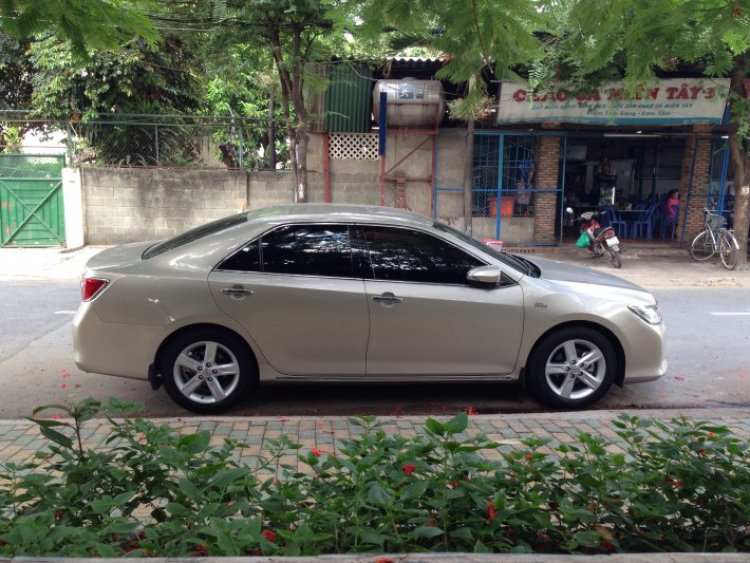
[621,316,667,383]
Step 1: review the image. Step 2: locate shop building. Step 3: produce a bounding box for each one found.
[306,59,735,248]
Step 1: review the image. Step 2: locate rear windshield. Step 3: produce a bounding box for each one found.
[142,212,248,259]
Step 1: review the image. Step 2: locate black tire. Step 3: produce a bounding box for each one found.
[719,232,738,270]
[528,327,617,409]
[160,328,257,414]
[607,246,622,269]
[690,230,715,261]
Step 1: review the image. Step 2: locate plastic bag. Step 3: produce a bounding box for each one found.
[575,230,591,248]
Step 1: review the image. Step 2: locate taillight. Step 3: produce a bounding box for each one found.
[82,277,109,301]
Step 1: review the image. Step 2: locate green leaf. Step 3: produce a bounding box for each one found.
[425,418,446,436]
[178,431,211,454]
[445,412,469,434]
[401,479,429,499]
[474,539,492,553]
[39,425,73,449]
[366,485,393,506]
[94,543,117,557]
[210,467,252,488]
[411,525,444,539]
[101,521,137,536]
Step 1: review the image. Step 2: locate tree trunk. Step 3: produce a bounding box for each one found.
[268,22,309,202]
[295,127,309,203]
[729,60,749,269]
[268,83,276,170]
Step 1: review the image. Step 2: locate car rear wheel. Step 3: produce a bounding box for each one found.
[161,328,256,414]
[528,327,616,409]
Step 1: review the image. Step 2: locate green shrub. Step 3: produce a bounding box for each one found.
[0,398,748,556]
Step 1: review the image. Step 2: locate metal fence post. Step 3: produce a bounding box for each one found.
[66,122,75,164]
[155,124,160,166]
[238,125,244,170]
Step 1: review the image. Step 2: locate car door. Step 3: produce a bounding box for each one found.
[361,225,524,376]
[208,223,369,376]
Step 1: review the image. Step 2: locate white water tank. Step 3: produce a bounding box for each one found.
[373,78,445,127]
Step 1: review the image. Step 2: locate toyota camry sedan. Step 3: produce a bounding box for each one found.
[73,204,666,413]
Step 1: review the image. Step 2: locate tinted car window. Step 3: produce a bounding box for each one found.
[217,240,261,272]
[261,224,354,278]
[143,212,248,259]
[363,226,483,284]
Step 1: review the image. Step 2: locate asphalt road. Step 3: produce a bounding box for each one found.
[0,281,748,419]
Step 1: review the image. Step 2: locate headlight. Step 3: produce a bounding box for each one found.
[628,303,662,325]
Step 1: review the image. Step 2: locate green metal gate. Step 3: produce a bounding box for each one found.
[0,154,66,247]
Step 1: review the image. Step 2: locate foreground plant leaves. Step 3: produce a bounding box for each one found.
[0,402,748,556]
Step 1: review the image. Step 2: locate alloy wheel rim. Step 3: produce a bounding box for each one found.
[544,339,606,400]
[173,341,240,404]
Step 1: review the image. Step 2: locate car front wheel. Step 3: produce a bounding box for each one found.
[161,328,256,414]
[528,327,616,409]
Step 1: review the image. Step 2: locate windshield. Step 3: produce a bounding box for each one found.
[143,212,248,259]
[434,222,539,277]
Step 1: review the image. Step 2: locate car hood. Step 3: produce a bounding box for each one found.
[523,255,646,292]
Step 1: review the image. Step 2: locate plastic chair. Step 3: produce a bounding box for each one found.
[632,204,658,239]
[598,206,628,237]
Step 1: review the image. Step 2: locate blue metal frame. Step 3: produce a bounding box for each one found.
[434,131,567,245]
[708,138,731,213]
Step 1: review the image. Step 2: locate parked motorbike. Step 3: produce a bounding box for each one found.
[567,208,623,269]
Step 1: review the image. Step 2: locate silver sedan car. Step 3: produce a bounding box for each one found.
[73,204,666,413]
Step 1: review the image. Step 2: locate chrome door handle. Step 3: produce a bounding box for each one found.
[372,292,404,305]
[222,287,254,300]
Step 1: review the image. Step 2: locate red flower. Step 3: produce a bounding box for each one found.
[403,464,417,474]
[524,453,533,460]
[664,476,672,485]
[487,499,496,521]
[709,432,715,438]
[311,447,321,457]
[61,383,68,389]
[261,529,276,543]
[193,545,208,556]
[673,479,683,488]
[466,407,479,416]
[697,449,707,456]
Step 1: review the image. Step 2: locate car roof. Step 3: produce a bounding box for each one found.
[245,204,435,228]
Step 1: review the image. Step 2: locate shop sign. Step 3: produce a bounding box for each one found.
[496,79,730,125]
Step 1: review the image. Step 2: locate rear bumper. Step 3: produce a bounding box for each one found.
[73,302,162,380]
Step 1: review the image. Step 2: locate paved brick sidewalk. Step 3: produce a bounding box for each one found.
[2,408,749,472]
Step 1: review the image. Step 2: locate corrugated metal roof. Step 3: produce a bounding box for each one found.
[325,63,372,133]
[388,57,447,63]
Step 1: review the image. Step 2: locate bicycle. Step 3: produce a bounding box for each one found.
[690,208,739,270]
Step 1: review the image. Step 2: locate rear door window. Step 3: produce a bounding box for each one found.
[218,224,355,278]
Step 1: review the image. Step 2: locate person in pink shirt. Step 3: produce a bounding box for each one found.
[666,189,680,220]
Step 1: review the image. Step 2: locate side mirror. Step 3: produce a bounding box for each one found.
[467,265,503,287]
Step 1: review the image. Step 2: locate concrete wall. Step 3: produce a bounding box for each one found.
[81,168,296,245]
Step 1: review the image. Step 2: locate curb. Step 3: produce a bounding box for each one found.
[5,553,750,562]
